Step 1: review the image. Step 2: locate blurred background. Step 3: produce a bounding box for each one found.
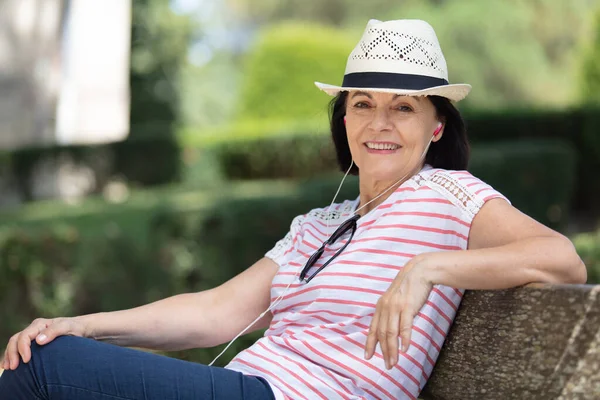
[0,0,599,366]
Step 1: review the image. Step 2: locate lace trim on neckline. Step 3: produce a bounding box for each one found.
[311,165,433,224]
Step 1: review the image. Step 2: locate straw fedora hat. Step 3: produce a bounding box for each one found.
[315,19,471,102]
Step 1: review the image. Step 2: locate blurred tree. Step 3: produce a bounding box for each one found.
[129,0,193,137]
[225,0,348,26]
[180,53,241,127]
[238,22,354,122]
[118,0,193,185]
[580,6,600,105]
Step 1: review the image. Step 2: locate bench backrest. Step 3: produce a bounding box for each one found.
[421,284,600,399]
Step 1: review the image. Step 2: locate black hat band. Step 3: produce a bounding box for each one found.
[342,72,449,91]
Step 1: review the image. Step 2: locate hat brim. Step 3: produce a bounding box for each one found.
[314,81,471,102]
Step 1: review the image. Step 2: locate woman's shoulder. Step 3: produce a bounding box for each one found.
[415,167,510,219]
[420,167,483,185]
[419,167,501,196]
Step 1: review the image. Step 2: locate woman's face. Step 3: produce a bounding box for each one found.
[344,91,443,182]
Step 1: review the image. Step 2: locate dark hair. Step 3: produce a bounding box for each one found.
[328,92,469,175]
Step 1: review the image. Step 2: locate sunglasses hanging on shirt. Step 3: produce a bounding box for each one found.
[299,214,360,283]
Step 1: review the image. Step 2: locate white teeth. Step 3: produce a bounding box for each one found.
[365,142,400,150]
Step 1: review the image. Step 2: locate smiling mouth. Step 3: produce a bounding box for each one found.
[364,142,401,151]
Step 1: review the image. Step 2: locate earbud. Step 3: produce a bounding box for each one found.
[433,123,443,137]
[343,116,347,125]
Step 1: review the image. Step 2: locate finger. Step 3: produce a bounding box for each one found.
[7,335,20,370]
[17,334,35,365]
[17,319,48,364]
[7,335,19,370]
[386,299,402,369]
[2,349,7,370]
[365,309,381,360]
[377,302,390,369]
[4,346,10,369]
[399,308,415,354]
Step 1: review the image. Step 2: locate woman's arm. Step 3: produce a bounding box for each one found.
[365,198,586,369]
[73,257,278,351]
[427,198,587,288]
[4,257,279,370]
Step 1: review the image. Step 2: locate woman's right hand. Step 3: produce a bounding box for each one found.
[2,317,88,371]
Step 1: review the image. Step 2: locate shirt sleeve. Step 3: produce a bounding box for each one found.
[264,213,306,268]
[434,170,510,222]
[452,170,510,205]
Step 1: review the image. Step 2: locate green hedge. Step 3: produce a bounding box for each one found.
[0,206,255,367]
[466,107,600,212]
[0,135,182,201]
[210,132,336,180]
[468,140,577,231]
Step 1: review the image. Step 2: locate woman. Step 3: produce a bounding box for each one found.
[0,19,586,400]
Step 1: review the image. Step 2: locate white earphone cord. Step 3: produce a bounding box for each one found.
[209,135,435,367]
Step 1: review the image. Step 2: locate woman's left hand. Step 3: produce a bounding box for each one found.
[364,252,437,370]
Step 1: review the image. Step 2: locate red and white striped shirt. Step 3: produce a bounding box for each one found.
[226,166,509,399]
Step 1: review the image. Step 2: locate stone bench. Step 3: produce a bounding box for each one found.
[421,284,600,399]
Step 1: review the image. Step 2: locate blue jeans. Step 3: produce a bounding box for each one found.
[0,336,275,400]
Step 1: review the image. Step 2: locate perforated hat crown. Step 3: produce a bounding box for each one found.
[315,19,471,101]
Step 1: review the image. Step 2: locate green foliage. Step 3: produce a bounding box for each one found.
[580,6,600,105]
[225,0,350,26]
[0,207,223,365]
[469,140,577,231]
[573,229,600,284]
[179,55,242,127]
[130,0,192,130]
[113,136,182,186]
[466,107,600,212]
[179,118,328,147]
[0,137,184,202]
[126,0,193,184]
[209,133,337,180]
[238,22,354,121]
